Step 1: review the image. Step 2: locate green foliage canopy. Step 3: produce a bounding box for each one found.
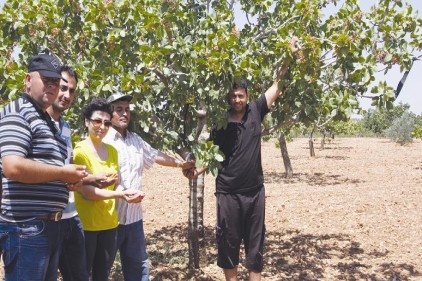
[1,0,421,154]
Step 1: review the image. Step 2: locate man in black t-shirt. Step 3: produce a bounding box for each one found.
[189,37,300,281]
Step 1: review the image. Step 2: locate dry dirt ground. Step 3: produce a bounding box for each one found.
[132,137,422,281]
[2,137,422,281]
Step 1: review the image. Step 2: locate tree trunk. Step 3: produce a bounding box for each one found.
[309,138,315,157]
[185,104,208,269]
[278,133,293,178]
[320,133,325,149]
[309,126,316,157]
[187,173,206,269]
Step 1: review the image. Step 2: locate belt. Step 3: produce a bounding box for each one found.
[35,211,63,221]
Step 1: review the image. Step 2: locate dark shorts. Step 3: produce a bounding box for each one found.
[215,186,265,272]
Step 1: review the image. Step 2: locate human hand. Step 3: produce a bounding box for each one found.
[62,164,88,184]
[180,160,195,170]
[289,36,301,53]
[88,172,118,188]
[66,181,82,191]
[276,36,303,78]
[289,36,304,62]
[100,172,118,188]
[182,167,199,179]
[122,189,144,203]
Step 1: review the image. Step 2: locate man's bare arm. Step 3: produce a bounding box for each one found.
[2,155,87,184]
[155,151,195,170]
[264,36,300,108]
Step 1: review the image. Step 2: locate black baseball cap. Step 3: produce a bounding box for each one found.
[28,53,67,82]
[107,92,133,104]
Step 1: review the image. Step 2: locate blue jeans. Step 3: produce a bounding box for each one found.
[58,216,89,281]
[116,220,149,281]
[0,219,62,281]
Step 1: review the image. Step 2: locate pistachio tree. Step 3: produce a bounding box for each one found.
[239,0,421,172]
[1,0,421,270]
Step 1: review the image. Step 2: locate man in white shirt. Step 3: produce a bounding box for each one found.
[104,92,194,281]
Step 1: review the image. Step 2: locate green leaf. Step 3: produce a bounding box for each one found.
[384,53,393,63]
[215,154,224,162]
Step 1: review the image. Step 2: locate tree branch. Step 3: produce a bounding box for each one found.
[261,117,299,137]
[253,15,301,41]
[320,58,337,69]
[194,101,208,143]
[315,115,336,129]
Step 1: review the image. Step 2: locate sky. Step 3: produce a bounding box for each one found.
[1,0,421,114]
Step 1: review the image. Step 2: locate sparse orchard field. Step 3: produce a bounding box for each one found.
[140,137,422,281]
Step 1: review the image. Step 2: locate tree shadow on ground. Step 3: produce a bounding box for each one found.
[265,171,364,186]
[323,155,349,160]
[301,145,354,151]
[142,225,420,281]
[319,146,354,151]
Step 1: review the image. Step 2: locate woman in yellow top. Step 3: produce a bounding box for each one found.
[73,97,120,281]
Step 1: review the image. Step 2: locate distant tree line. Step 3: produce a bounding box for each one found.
[291,102,422,145]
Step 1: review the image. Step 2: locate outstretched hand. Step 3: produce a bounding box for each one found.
[277,36,303,78]
[123,189,144,203]
[99,172,119,187]
[182,168,195,179]
[182,167,206,180]
[289,36,303,62]
[289,36,300,53]
[62,164,89,184]
[87,173,118,189]
[67,172,118,191]
[179,160,195,170]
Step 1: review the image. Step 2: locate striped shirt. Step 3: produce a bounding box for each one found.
[104,127,158,225]
[0,94,68,221]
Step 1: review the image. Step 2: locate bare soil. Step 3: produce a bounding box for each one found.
[2,137,422,281]
[137,137,422,281]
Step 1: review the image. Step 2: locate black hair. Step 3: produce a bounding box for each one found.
[61,65,78,83]
[82,97,113,120]
[227,78,248,104]
[232,78,248,95]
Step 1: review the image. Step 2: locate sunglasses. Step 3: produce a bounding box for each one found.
[89,119,112,127]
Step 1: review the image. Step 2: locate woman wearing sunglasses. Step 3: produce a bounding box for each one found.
[72,97,123,281]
